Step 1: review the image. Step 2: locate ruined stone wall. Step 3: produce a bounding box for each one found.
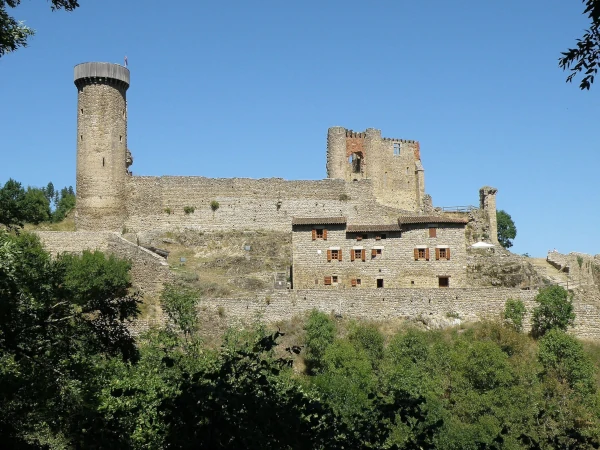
[123,176,406,235]
[547,251,600,288]
[107,235,174,297]
[34,231,171,298]
[325,127,424,211]
[196,288,600,340]
[292,223,467,289]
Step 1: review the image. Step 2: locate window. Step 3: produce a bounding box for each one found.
[377,279,384,288]
[324,276,332,285]
[357,278,361,285]
[356,235,363,241]
[414,248,430,261]
[438,277,449,288]
[375,235,381,241]
[350,249,366,262]
[313,228,327,241]
[435,248,451,260]
[393,143,400,156]
[380,234,387,240]
[351,278,362,287]
[371,248,382,258]
[332,275,338,283]
[312,228,327,240]
[327,249,341,261]
[429,227,437,238]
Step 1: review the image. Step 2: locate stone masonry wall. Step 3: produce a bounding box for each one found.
[76,82,128,232]
[36,231,111,255]
[34,231,172,298]
[124,176,407,235]
[325,127,423,211]
[292,223,467,289]
[197,288,600,340]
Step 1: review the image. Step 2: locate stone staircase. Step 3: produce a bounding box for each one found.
[528,257,571,289]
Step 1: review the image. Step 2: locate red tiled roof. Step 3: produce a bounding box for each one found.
[292,217,347,225]
[398,216,469,225]
[346,224,402,232]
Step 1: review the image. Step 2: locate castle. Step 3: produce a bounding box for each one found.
[38,61,600,340]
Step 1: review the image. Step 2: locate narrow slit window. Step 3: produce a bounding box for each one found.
[393,143,400,156]
[102,157,105,167]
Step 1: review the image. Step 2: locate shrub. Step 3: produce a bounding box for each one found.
[538,329,595,395]
[503,298,526,332]
[531,285,575,337]
[304,310,336,374]
[183,206,195,214]
[348,322,384,367]
[210,200,220,212]
[164,207,172,215]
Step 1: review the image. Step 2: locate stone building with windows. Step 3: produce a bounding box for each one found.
[291,216,469,289]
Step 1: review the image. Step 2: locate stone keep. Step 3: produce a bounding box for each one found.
[74,62,130,231]
[327,127,425,211]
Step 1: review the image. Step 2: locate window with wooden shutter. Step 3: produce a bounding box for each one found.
[312,229,316,240]
[315,228,324,239]
[361,249,366,261]
[429,227,437,238]
[327,250,332,262]
[324,276,332,285]
[414,248,419,261]
[350,251,355,262]
[356,235,363,241]
[323,229,328,240]
[375,235,381,241]
[446,248,451,260]
[338,250,342,261]
[371,249,377,258]
[351,279,357,287]
[435,248,440,260]
[425,248,430,261]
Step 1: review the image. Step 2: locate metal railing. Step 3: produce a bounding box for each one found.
[438,205,477,212]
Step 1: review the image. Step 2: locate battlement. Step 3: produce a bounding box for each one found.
[74,62,130,90]
[344,128,418,144]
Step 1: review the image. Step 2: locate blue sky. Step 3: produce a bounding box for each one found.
[1,0,598,257]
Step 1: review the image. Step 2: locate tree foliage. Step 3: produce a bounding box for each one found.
[532,285,575,337]
[503,298,527,332]
[496,209,517,249]
[0,0,80,57]
[560,0,600,89]
[0,231,140,447]
[303,309,336,373]
[0,179,75,230]
[1,233,600,448]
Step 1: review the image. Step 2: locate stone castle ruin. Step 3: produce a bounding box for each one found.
[33,62,600,339]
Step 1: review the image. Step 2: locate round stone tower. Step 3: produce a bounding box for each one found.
[74,62,130,231]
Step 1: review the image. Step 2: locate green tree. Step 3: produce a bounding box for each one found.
[531,285,575,337]
[161,283,199,338]
[560,0,600,89]
[303,309,336,373]
[21,186,50,224]
[161,330,352,450]
[0,178,26,229]
[0,232,140,446]
[538,329,595,395]
[0,0,80,58]
[496,209,517,248]
[503,298,527,332]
